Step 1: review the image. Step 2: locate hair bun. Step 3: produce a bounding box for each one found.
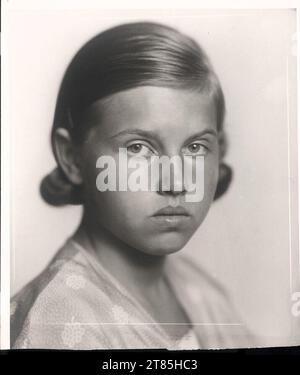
[40,167,82,206]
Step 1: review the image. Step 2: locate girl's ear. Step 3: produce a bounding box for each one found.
[217,130,227,161]
[53,128,83,185]
[214,129,232,200]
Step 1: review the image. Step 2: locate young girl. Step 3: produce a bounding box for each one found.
[11,22,251,349]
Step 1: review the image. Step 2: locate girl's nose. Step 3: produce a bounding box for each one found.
[157,155,186,196]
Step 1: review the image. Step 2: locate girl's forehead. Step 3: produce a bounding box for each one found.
[84,86,218,140]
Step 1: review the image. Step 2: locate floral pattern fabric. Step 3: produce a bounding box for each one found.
[11,238,253,349]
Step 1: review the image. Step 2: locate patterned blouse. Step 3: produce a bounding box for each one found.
[11,238,254,349]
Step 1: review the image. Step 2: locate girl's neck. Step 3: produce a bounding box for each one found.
[73,211,167,294]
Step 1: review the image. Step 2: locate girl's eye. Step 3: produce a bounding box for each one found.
[184,142,208,156]
[127,143,154,157]
[128,144,143,153]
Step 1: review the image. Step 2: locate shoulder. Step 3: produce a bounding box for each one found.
[11,241,113,349]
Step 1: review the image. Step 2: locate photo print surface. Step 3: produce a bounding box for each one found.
[7,8,299,349]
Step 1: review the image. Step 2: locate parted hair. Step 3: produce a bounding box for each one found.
[40,22,232,206]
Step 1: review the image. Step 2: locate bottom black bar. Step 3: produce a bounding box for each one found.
[0,347,299,373]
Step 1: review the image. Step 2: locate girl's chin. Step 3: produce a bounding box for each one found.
[138,233,191,256]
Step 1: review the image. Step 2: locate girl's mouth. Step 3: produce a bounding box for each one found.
[150,205,191,227]
[152,205,189,216]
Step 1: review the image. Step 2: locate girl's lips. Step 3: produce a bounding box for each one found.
[150,215,190,226]
[152,205,189,217]
[150,205,191,227]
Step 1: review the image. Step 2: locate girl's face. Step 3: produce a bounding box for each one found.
[79,86,219,256]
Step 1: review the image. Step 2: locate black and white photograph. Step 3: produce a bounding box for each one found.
[1,1,300,353]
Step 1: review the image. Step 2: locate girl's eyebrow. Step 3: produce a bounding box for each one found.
[184,129,218,144]
[108,128,217,141]
[108,129,161,141]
